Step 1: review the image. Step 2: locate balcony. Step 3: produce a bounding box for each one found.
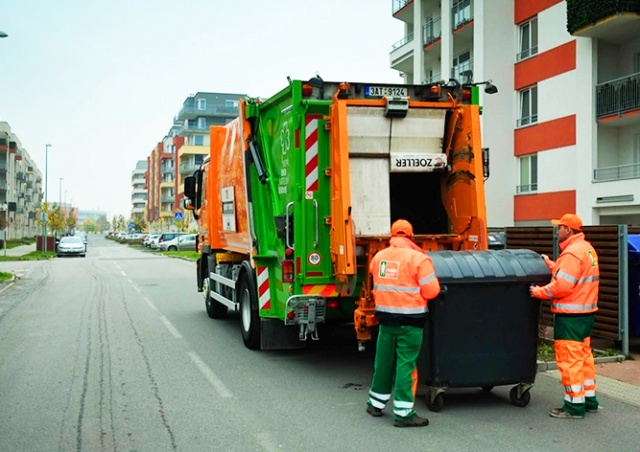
[392,0,413,23]
[452,0,473,30]
[451,58,474,82]
[0,181,7,191]
[567,0,640,43]
[179,161,200,174]
[0,160,7,171]
[594,163,640,182]
[424,72,442,84]
[176,104,239,121]
[423,17,441,48]
[161,166,174,175]
[596,72,640,121]
[16,171,26,181]
[161,195,174,203]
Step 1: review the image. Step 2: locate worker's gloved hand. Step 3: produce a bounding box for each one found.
[529,285,545,299]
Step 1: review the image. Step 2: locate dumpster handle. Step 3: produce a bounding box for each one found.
[439,285,448,296]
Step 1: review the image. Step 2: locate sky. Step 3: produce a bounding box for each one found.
[0,0,404,220]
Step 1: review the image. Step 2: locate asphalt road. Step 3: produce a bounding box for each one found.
[1,235,639,451]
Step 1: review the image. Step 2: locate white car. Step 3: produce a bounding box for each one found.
[144,234,160,247]
[57,236,86,257]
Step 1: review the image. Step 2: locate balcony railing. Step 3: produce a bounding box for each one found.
[423,17,441,46]
[0,181,7,190]
[517,45,538,62]
[594,163,640,182]
[567,0,640,35]
[161,166,174,175]
[392,0,412,15]
[176,104,239,121]
[517,114,538,127]
[0,160,7,171]
[161,195,174,203]
[516,183,538,194]
[179,162,200,174]
[596,72,640,119]
[391,33,414,52]
[424,72,442,84]
[452,0,473,29]
[451,58,474,81]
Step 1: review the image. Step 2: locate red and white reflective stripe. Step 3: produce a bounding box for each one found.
[305,116,320,191]
[257,266,271,310]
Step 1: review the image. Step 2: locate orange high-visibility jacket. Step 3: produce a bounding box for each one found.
[370,237,441,323]
[532,233,599,314]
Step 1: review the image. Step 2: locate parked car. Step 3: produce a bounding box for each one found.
[57,236,86,257]
[144,234,160,248]
[159,234,196,251]
[153,232,185,250]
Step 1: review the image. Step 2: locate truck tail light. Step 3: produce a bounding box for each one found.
[282,260,294,283]
[328,300,338,309]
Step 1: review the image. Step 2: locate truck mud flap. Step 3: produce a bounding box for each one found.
[260,319,307,350]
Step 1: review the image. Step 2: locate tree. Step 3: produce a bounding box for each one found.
[82,217,97,233]
[0,210,7,231]
[115,215,126,232]
[35,202,51,229]
[66,212,78,232]
[131,214,148,233]
[96,215,110,233]
[48,204,66,236]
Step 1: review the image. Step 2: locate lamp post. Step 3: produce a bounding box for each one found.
[43,144,51,253]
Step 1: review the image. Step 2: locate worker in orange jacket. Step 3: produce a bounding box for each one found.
[366,219,441,428]
[530,214,600,419]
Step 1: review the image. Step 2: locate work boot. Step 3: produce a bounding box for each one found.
[549,408,584,419]
[393,414,429,428]
[586,406,600,413]
[366,405,383,417]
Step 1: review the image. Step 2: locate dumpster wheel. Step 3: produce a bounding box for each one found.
[509,385,532,407]
[425,388,446,412]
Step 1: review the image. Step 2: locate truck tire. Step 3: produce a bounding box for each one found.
[238,272,260,350]
[204,273,227,319]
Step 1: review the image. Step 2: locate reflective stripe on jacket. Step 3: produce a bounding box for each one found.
[532,233,599,314]
[370,237,440,319]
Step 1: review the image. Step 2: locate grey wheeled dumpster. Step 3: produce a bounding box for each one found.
[417,249,551,412]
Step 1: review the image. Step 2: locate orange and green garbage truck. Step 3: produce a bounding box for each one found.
[184,76,496,351]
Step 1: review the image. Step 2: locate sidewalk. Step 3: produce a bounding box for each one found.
[1,243,37,257]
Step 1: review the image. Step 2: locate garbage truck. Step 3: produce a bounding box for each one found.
[183,76,498,351]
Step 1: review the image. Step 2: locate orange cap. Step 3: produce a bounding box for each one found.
[391,219,413,238]
[551,213,583,231]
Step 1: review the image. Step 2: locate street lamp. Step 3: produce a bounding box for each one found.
[59,177,64,206]
[43,144,51,253]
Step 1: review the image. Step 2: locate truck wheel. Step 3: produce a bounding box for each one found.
[204,275,227,319]
[238,272,260,350]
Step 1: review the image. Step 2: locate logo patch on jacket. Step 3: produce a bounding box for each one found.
[379,260,399,279]
[588,250,598,267]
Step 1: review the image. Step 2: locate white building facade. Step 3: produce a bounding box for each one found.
[390,0,640,227]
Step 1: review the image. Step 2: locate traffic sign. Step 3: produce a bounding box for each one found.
[174,211,183,221]
[128,221,135,228]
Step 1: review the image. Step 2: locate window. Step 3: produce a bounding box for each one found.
[225,99,239,108]
[197,98,206,110]
[194,135,204,146]
[194,154,204,165]
[518,17,538,61]
[197,118,206,129]
[452,0,472,29]
[518,86,538,127]
[518,154,538,193]
[452,50,472,80]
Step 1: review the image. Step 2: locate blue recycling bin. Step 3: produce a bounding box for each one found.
[628,235,640,337]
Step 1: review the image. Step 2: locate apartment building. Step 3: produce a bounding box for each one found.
[1,121,43,239]
[173,92,244,211]
[390,0,640,227]
[144,92,244,225]
[131,160,147,218]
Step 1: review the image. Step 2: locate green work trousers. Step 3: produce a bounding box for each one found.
[367,324,423,420]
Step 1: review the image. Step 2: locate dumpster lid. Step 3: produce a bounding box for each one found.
[628,234,640,253]
[427,249,551,283]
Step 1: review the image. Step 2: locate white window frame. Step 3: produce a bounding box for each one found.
[197,118,206,129]
[197,98,206,110]
[517,85,538,127]
[452,0,472,29]
[517,154,538,194]
[517,17,538,61]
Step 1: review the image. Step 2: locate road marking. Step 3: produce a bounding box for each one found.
[120,271,127,277]
[0,282,15,296]
[133,285,141,294]
[187,351,233,398]
[159,316,182,339]
[143,297,158,312]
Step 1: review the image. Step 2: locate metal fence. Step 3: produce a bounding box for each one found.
[506,225,640,355]
[596,72,640,118]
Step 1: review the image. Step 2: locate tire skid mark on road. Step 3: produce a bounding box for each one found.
[118,284,178,451]
[0,262,51,326]
[75,280,93,452]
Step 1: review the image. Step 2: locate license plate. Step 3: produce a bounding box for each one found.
[365,86,407,97]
